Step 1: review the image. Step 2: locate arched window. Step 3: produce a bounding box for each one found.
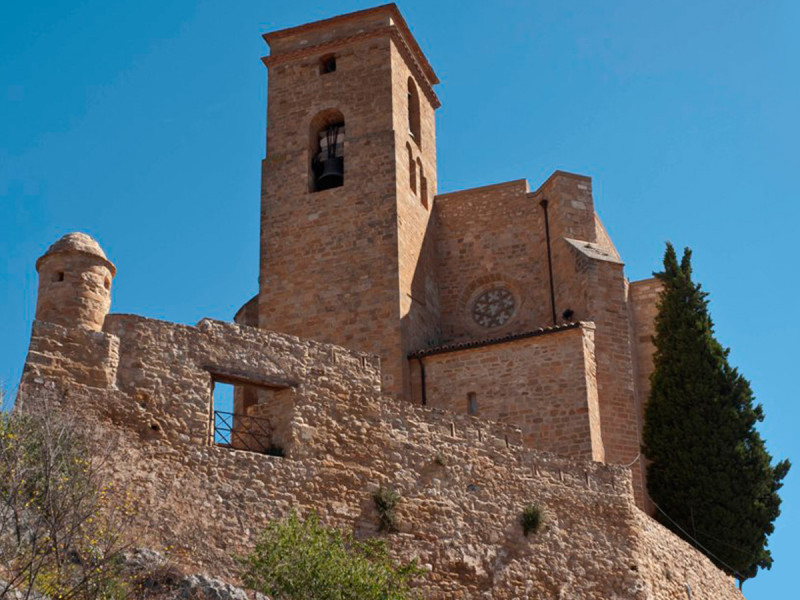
[417,158,428,210]
[309,109,345,192]
[407,144,416,193]
[407,77,421,146]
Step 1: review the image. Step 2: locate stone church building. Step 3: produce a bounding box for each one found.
[231,3,661,506]
[16,4,747,598]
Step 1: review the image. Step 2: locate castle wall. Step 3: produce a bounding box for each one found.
[633,510,742,599]
[17,316,743,599]
[417,323,604,462]
[20,320,120,389]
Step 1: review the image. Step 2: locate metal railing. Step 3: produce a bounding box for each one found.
[213,410,283,456]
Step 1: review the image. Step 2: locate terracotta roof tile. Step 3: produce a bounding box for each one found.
[408,322,582,359]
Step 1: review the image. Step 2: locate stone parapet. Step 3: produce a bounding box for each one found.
[16,312,742,599]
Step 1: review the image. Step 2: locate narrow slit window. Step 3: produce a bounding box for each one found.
[407,77,421,146]
[417,158,427,209]
[467,392,478,415]
[408,144,416,193]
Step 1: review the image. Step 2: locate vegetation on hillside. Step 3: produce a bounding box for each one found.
[0,393,137,600]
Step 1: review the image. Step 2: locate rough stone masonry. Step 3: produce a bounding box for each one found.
[15,4,745,599]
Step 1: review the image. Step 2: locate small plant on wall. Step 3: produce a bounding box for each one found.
[433,451,448,467]
[373,485,401,533]
[520,502,546,536]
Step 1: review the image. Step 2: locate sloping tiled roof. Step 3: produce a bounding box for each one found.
[408,322,581,359]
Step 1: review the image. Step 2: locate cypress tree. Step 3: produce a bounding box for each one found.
[642,242,790,586]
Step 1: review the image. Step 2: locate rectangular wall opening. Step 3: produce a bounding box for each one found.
[211,378,292,457]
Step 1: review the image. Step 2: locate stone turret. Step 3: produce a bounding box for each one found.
[35,232,115,331]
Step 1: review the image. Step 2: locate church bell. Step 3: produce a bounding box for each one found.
[314,123,345,191]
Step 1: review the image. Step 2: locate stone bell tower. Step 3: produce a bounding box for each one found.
[256,4,440,399]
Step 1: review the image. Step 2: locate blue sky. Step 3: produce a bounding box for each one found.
[1,1,798,595]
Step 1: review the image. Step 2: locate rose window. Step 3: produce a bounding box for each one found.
[471,288,516,328]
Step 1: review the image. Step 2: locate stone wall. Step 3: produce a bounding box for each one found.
[633,510,742,599]
[17,315,743,599]
[430,170,649,506]
[628,278,663,514]
[629,278,662,412]
[527,174,643,498]
[434,180,547,344]
[417,323,604,462]
[21,320,120,388]
[431,170,624,348]
[583,255,645,506]
[391,35,441,399]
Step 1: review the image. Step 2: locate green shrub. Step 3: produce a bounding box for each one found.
[520,502,545,536]
[239,511,422,600]
[373,486,401,533]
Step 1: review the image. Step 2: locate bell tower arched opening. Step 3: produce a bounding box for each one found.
[309,109,345,192]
